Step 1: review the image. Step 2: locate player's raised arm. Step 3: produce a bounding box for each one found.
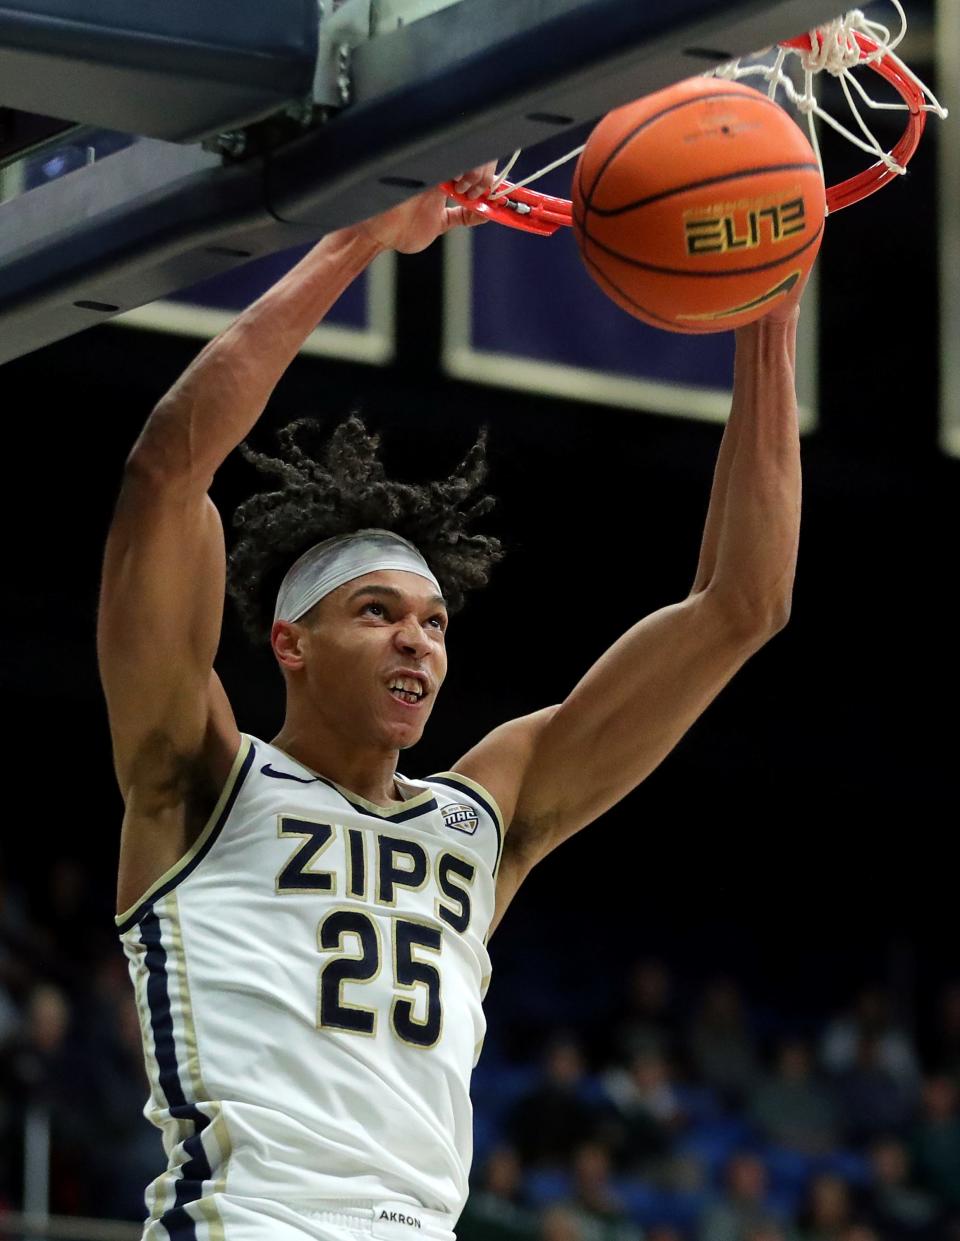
[98,225,382,796]
[453,295,804,921]
[97,181,493,909]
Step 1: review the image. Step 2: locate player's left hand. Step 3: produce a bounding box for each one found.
[357,162,496,254]
[762,264,813,324]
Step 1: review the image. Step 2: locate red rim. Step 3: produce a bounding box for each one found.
[443,29,928,231]
[441,180,572,235]
[780,29,928,212]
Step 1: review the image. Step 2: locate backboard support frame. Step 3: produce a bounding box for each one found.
[0,0,844,364]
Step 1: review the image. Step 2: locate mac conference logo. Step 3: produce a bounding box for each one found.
[442,803,479,835]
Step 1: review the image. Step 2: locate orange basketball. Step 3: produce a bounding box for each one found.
[572,77,825,333]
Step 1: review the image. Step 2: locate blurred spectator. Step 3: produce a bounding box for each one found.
[746,1229,793,1241]
[560,1143,643,1241]
[569,1142,629,1226]
[748,1040,837,1155]
[927,983,960,1084]
[866,1136,941,1240]
[602,1049,683,1170]
[84,980,164,1220]
[509,1036,603,1166]
[687,979,759,1108]
[0,863,33,946]
[647,1230,684,1241]
[2,982,92,1213]
[0,982,20,1054]
[698,1153,787,1241]
[459,1147,538,1241]
[797,1174,853,1241]
[1,863,90,1019]
[35,858,112,974]
[833,1035,911,1147]
[0,916,22,1051]
[909,1075,960,1210]
[821,988,919,1095]
[0,867,33,1040]
[608,960,681,1065]
[0,864,31,1207]
[541,1205,586,1241]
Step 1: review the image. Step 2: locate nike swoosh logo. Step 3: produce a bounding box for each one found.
[677,270,802,321]
[261,763,317,784]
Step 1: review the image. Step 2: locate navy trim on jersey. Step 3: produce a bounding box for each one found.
[429,776,503,876]
[255,740,439,823]
[312,772,439,823]
[116,741,256,935]
[140,911,212,1239]
[260,762,317,784]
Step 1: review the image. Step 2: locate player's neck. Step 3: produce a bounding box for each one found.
[270,718,404,806]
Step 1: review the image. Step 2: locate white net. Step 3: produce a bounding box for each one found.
[489,143,584,203]
[484,0,947,217]
[709,0,947,206]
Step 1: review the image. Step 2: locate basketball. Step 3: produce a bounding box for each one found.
[571,77,826,333]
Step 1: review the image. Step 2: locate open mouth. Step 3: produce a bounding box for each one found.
[387,678,426,706]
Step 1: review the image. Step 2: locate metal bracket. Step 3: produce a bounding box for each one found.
[313,0,374,108]
[0,0,850,363]
[206,0,484,152]
[370,0,468,33]
[203,128,249,158]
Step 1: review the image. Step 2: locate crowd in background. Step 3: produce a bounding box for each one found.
[464,962,960,1241]
[2,859,960,1241]
[0,860,158,1221]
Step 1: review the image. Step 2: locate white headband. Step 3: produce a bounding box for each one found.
[274,529,442,625]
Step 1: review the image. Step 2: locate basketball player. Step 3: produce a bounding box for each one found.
[98,167,804,1240]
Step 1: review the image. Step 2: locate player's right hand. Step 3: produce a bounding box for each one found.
[357,163,495,254]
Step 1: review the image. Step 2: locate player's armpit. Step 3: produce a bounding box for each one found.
[450,708,560,937]
[467,590,774,875]
[449,707,560,840]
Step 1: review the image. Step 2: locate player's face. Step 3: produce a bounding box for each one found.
[299,570,448,750]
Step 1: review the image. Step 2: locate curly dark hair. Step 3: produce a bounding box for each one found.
[227,414,503,645]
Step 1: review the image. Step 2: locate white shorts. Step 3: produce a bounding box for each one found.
[142,1196,459,1241]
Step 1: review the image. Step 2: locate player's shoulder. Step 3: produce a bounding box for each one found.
[421,769,505,837]
[417,770,504,877]
[439,707,561,835]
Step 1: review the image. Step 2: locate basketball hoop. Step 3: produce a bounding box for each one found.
[442,0,947,232]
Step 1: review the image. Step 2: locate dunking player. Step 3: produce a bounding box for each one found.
[98,164,804,1240]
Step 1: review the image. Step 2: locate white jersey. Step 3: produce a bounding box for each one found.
[116,732,503,1234]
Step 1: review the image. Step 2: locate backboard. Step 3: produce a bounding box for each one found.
[0,0,844,363]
